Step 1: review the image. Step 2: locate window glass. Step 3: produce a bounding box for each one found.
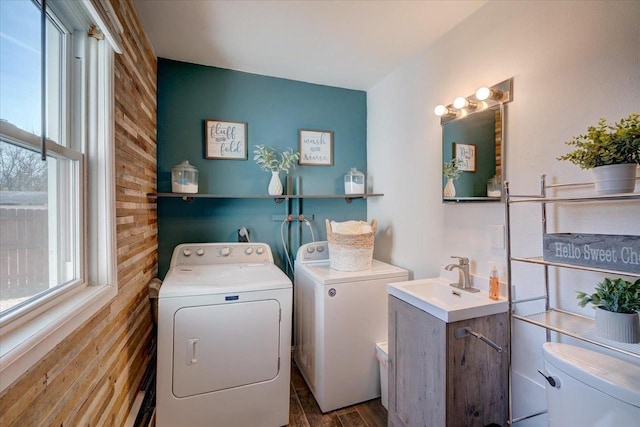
[0,0,41,136]
[0,0,80,315]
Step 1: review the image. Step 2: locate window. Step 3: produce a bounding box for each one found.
[1,0,82,315]
[0,0,119,391]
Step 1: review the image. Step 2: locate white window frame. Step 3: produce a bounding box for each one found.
[0,0,119,392]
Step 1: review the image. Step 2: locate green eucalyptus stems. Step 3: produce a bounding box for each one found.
[443,157,463,180]
[253,145,300,173]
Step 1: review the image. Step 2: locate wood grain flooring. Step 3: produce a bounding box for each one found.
[289,362,388,427]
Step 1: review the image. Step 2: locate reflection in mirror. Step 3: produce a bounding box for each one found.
[439,78,513,203]
[443,105,502,198]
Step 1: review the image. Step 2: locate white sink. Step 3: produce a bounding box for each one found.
[386,277,508,323]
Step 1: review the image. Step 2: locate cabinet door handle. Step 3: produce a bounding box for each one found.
[455,326,503,353]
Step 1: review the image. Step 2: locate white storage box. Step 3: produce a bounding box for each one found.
[375,342,389,410]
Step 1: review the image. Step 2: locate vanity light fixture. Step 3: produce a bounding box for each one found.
[475,86,504,101]
[434,78,512,121]
[453,97,477,111]
[434,104,458,117]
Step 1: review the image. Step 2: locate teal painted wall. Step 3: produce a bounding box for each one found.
[157,59,367,277]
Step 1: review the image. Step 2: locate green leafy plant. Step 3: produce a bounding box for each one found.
[557,113,640,169]
[576,277,640,314]
[443,157,463,180]
[253,145,300,173]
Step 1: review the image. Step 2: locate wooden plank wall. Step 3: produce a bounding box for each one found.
[0,0,158,425]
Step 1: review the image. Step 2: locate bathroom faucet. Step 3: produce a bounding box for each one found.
[445,256,479,293]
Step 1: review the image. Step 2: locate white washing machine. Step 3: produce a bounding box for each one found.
[294,241,408,413]
[157,243,292,427]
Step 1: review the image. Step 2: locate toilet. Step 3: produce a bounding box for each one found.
[542,342,640,426]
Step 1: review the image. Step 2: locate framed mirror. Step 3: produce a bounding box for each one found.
[439,78,513,203]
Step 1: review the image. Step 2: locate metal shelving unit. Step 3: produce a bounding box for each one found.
[504,175,640,424]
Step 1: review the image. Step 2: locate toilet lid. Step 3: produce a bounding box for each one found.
[543,343,640,408]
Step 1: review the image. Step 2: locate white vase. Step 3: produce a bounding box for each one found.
[443,178,456,197]
[595,307,640,343]
[592,163,637,195]
[268,171,283,195]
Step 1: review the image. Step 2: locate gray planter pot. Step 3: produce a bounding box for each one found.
[591,163,637,195]
[595,307,640,343]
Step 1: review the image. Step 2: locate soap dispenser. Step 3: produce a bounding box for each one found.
[489,262,500,300]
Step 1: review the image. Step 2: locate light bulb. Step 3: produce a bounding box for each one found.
[453,97,468,109]
[475,87,491,101]
[434,105,448,116]
[476,86,503,101]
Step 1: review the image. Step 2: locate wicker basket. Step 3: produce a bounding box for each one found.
[326,219,377,271]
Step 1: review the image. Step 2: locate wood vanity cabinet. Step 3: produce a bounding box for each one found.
[388,295,508,427]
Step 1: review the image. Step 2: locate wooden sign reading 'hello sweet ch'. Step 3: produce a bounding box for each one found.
[543,233,640,274]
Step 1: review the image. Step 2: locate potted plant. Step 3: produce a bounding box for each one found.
[443,158,463,197]
[576,277,640,343]
[253,145,300,195]
[557,113,639,194]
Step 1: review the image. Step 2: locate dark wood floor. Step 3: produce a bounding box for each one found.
[289,362,388,427]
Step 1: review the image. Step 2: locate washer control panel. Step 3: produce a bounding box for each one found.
[171,243,274,266]
[297,241,329,262]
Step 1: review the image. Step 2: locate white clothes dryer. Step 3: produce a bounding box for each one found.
[294,241,408,413]
[157,243,292,427]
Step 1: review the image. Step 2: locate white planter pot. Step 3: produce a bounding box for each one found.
[443,178,456,197]
[268,171,283,195]
[595,307,640,343]
[591,163,637,195]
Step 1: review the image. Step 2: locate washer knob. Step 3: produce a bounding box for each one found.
[306,246,315,253]
[245,247,254,255]
[183,249,192,257]
[317,245,325,252]
[256,247,265,255]
[220,247,231,257]
[196,248,205,256]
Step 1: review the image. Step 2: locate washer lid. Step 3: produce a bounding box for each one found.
[543,342,640,408]
[298,259,407,285]
[160,263,292,298]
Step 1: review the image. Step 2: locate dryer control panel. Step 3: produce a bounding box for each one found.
[170,243,274,266]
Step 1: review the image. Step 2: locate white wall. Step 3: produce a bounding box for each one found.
[368,1,640,425]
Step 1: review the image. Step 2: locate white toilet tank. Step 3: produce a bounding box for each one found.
[542,343,640,426]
